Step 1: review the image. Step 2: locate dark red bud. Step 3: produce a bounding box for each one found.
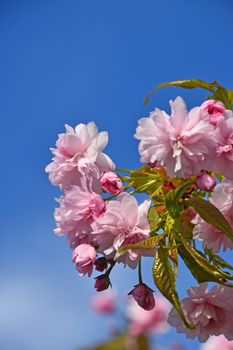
[94,257,108,272]
[94,275,110,292]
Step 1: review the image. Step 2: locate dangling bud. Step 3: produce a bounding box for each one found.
[94,275,110,292]
[129,283,155,311]
[94,257,108,272]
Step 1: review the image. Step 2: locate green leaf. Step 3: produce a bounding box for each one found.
[115,234,165,259]
[165,180,194,218]
[144,79,217,105]
[212,86,232,109]
[205,248,233,271]
[168,230,179,274]
[185,197,233,241]
[153,245,194,329]
[178,235,233,284]
[228,89,233,103]
[148,206,162,233]
[129,166,164,195]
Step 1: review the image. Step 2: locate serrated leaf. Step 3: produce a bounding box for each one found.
[144,79,217,105]
[178,235,233,284]
[186,197,233,241]
[115,234,165,258]
[148,206,162,232]
[128,166,163,195]
[168,230,178,274]
[205,248,233,271]
[153,245,194,329]
[164,214,175,234]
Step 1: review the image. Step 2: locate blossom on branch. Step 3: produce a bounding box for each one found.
[54,178,105,247]
[91,193,152,268]
[135,96,215,178]
[46,122,115,189]
[193,180,233,252]
[168,283,233,342]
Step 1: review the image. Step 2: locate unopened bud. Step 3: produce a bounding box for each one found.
[94,275,110,292]
[129,283,155,311]
[94,257,108,272]
[195,171,216,192]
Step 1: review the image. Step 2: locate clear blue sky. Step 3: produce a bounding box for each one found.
[1,1,233,349]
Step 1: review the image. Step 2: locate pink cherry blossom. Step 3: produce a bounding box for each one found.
[201,100,226,125]
[91,193,152,268]
[201,99,233,126]
[100,171,123,194]
[127,295,170,336]
[135,96,215,178]
[168,283,233,342]
[46,122,115,189]
[72,243,96,277]
[212,117,233,180]
[193,180,233,252]
[54,178,105,247]
[201,335,233,350]
[129,283,155,310]
[91,290,116,314]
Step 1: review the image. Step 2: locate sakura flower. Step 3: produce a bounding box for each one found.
[201,100,226,125]
[91,290,116,314]
[135,96,215,178]
[193,180,233,252]
[212,117,233,180]
[201,99,233,126]
[46,122,115,189]
[127,295,170,336]
[54,178,105,247]
[91,193,152,268]
[168,283,233,342]
[72,243,96,277]
[201,335,233,350]
[100,171,123,194]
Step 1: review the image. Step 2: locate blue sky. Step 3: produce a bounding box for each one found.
[1,1,233,349]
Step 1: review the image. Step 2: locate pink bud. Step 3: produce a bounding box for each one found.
[129,283,155,311]
[100,171,123,194]
[201,99,225,125]
[72,244,96,277]
[94,275,110,292]
[195,171,216,192]
[94,257,108,272]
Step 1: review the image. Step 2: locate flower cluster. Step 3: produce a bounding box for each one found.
[135,97,233,179]
[46,122,153,298]
[47,86,233,345]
